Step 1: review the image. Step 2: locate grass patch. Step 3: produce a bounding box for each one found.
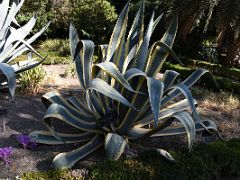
[191,87,240,136]
[184,58,240,81]
[12,51,71,65]
[89,139,240,180]
[21,139,240,180]
[21,169,83,180]
[13,39,72,65]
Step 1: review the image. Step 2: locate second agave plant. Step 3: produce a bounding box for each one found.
[30,1,220,169]
[0,0,49,100]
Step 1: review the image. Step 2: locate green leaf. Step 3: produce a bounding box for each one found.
[129,111,196,150]
[98,44,108,61]
[161,68,218,105]
[156,149,175,161]
[74,40,94,88]
[0,0,9,30]
[86,90,105,118]
[95,62,134,92]
[29,130,95,145]
[106,1,130,62]
[0,0,24,40]
[145,41,182,73]
[86,78,136,109]
[5,15,37,46]
[105,133,127,160]
[42,91,95,121]
[150,120,221,140]
[6,22,50,63]
[170,111,196,150]
[69,23,84,88]
[146,15,178,77]
[124,68,146,81]
[43,103,100,135]
[165,84,210,134]
[137,98,197,127]
[146,77,164,127]
[135,12,163,70]
[123,0,144,73]
[162,70,179,91]
[0,63,16,100]
[67,96,92,115]
[52,135,104,169]
[14,56,47,74]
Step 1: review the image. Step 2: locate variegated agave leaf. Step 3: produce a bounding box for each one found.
[0,0,49,100]
[31,1,221,169]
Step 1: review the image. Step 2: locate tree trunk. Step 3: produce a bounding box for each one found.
[217,25,240,68]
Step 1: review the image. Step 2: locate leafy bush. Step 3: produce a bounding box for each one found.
[17,0,71,38]
[18,66,46,95]
[39,39,70,57]
[30,2,220,169]
[71,0,118,43]
[42,56,71,65]
[18,0,117,41]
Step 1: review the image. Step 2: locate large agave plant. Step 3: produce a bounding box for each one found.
[0,0,49,100]
[30,1,220,169]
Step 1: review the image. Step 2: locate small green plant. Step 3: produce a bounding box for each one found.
[31,1,220,169]
[18,65,46,95]
[0,0,49,100]
[63,63,76,78]
[39,39,70,57]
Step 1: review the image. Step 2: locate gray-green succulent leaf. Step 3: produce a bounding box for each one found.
[0,0,49,99]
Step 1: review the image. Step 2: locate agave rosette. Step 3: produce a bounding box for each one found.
[0,0,49,100]
[30,1,220,169]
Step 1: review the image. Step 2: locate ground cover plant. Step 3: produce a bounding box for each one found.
[21,139,240,179]
[19,39,72,65]
[0,0,49,100]
[29,1,221,169]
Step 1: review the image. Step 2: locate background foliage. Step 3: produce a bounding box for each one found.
[17,0,117,43]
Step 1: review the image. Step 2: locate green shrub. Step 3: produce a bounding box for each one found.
[39,39,70,57]
[18,65,46,95]
[71,0,117,43]
[41,56,71,65]
[17,0,117,41]
[17,0,71,38]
